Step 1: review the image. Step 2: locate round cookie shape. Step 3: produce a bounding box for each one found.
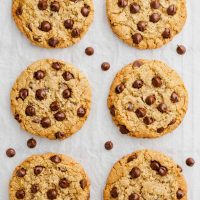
[11,59,91,140]
[106,0,187,49]
[12,0,94,48]
[104,149,187,200]
[9,153,90,200]
[108,59,188,138]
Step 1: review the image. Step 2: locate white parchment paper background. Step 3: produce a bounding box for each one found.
[0,0,199,199]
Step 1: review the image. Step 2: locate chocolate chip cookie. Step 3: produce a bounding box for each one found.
[106,0,187,49]
[108,59,188,138]
[12,0,94,48]
[11,59,91,140]
[9,153,90,200]
[104,149,187,200]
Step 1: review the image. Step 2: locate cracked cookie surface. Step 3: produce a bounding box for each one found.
[9,153,90,200]
[12,0,94,48]
[106,0,187,49]
[104,149,187,200]
[108,59,188,138]
[11,59,91,140]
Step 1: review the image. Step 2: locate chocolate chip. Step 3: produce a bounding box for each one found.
[186,157,195,167]
[64,19,74,29]
[150,13,161,23]
[54,111,66,121]
[127,154,137,163]
[16,6,23,16]
[31,184,39,193]
[177,165,183,172]
[38,0,48,10]
[126,102,134,111]
[59,178,70,188]
[104,141,113,150]
[135,108,146,118]
[118,0,128,8]
[101,62,110,71]
[177,45,186,55]
[171,92,179,103]
[119,125,129,134]
[168,118,176,126]
[47,189,58,199]
[80,179,87,189]
[27,138,37,148]
[158,166,168,176]
[85,47,94,56]
[132,79,143,89]
[115,83,125,94]
[25,106,36,116]
[110,187,118,198]
[6,148,16,158]
[157,103,167,113]
[150,161,160,171]
[157,127,164,133]
[55,132,65,139]
[152,76,162,87]
[130,3,140,13]
[62,89,72,99]
[36,89,46,100]
[15,114,22,123]
[71,28,80,38]
[81,5,90,17]
[137,21,147,32]
[16,168,26,177]
[167,5,177,16]
[34,70,45,80]
[41,117,51,128]
[50,1,60,12]
[19,88,28,100]
[77,106,86,117]
[48,38,59,47]
[132,33,143,44]
[129,193,140,200]
[150,1,160,9]
[50,155,61,163]
[40,21,52,32]
[129,167,141,178]
[16,189,25,199]
[145,95,156,105]
[50,101,60,111]
[34,166,44,175]
[162,28,171,39]
[143,116,154,125]
[52,62,62,70]
[62,71,74,81]
[177,189,184,199]
[132,60,144,68]
[110,106,116,116]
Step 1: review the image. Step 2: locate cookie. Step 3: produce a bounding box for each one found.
[11,59,91,140]
[106,0,187,49]
[108,59,188,138]
[9,153,90,200]
[104,149,187,200]
[12,0,94,48]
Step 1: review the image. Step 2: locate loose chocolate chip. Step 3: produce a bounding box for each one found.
[167,5,177,16]
[150,161,160,171]
[110,105,116,116]
[158,166,168,176]
[150,13,161,23]
[157,127,164,133]
[132,60,144,68]
[25,106,36,116]
[171,92,179,103]
[157,103,167,113]
[52,62,62,70]
[150,1,160,9]
[130,167,141,178]
[31,184,39,193]
[50,1,60,12]
[115,84,125,94]
[80,179,87,189]
[104,141,113,150]
[119,125,129,134]
[186,157,195,167]
[143,116,154,125]
[85,47,94,56]
[6,148,16,158]
[110,187,118,198]
[118,0,128,8]
[36,89,46,100]
[177,45,186,55]
[41,117,51,128]
[62,89,72,99]
[129,193,140,200]
[152,76,162,87]
[127,154,137,163]
[77,106,86,117]
[62,71,74,81]
[40,21,52,32]
[162,28,171,39]
[38,0,48,10]
[19,88,29,100]
[54,111,66,121]
[130,3,140,13]
[15,114,22,123]
[132,33,143,44]
[16,168,26,177]
[16,189,25,199]
[55,132,65,139]
[81,5,90,17]
[48,38,59,47]
[101,62,110,71]
[59,178,70,188]
[145,95,156,105]
[50,155,61,163]
[27,138,37,148]
[47,189,58,199]
[16,7,23,16]
[126,102,134,111]
[71,28,80,38]
[177,189,184,199]
[64,19,74,29]
[34,70,45,80]
[135,108,146,118]
[132,79,143,89]
[50,101,60,111]
[34,166,44,175]
[137,21,147,32]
